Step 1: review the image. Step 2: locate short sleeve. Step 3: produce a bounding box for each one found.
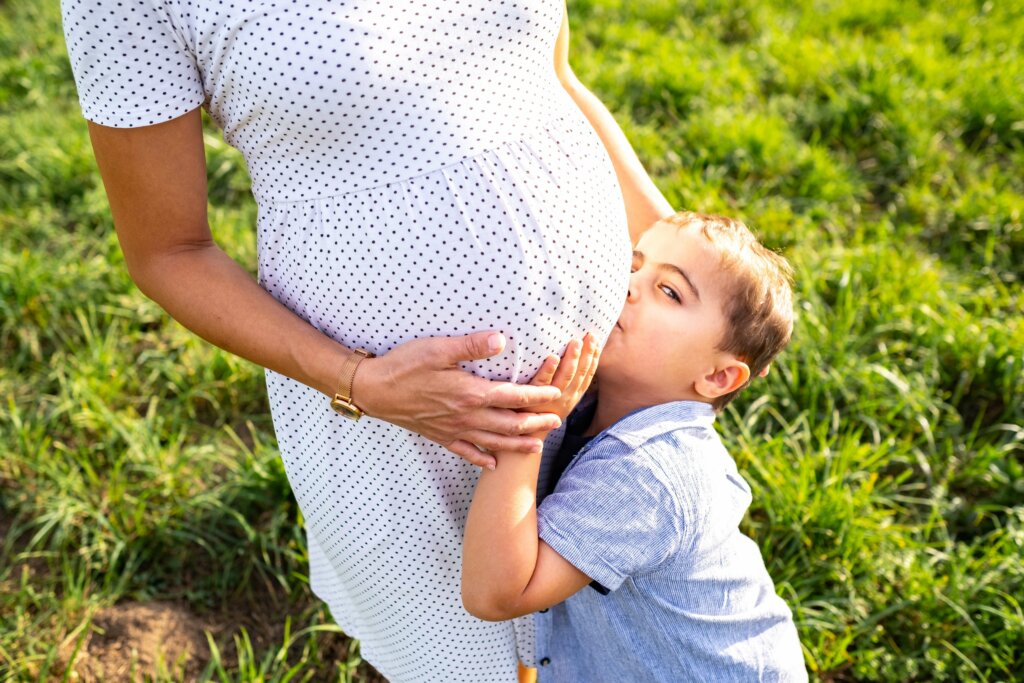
[61,0,204,128]
[537,445,686,592]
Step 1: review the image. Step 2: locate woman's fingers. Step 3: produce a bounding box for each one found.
[434,331,507,364]
[507,411,562,435]
[466,407,561,437]
[358,333,604,463]
[483,381,561,409]
[446,440,498,470]
[458,429,545,457]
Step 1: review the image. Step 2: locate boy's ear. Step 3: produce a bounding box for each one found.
[695,359,750,400]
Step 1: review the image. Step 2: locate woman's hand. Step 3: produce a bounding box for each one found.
[352,331,565,469]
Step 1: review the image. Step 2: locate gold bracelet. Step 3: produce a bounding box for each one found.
[329,348,375,420]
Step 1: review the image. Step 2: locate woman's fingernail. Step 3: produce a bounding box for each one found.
[487,462,496,471]
[487,333,503,353]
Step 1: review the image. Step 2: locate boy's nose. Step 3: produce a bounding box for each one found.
[625,274,641,303]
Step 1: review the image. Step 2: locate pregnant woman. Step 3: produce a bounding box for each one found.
[61,1,671,680]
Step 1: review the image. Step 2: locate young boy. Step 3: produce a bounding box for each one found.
[462,211,807,681]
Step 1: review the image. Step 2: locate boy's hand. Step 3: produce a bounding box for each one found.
[527,333,600,422]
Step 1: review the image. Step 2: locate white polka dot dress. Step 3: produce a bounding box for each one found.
[62,1,631,680]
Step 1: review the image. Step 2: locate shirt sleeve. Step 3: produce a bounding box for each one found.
[61,0,205,128]
[536,444,686,592]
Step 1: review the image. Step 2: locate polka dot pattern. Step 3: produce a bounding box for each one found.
[62,1,632,680]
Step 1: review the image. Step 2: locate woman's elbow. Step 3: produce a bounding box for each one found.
[122,240,214,300]
[123,257,178,304]
[122,257,157,298]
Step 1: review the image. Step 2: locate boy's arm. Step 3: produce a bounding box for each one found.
[554,4,674,245]
[461,337,599,621]
[462,447,592,621]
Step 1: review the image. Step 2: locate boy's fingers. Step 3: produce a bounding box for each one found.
[582,332,598,361]
[529,356,560,386]
[550,339,583,390]
[583,337,601,383]
[568,333,600,394]
[588,334,601,372]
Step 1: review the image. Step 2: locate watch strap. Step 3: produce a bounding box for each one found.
[333,348,374,407]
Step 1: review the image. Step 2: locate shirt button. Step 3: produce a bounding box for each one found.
[540,658,551,667]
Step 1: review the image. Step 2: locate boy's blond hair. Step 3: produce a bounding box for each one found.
[661,211,794,411]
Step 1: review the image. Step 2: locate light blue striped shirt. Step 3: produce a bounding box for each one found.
[534,400,806,682]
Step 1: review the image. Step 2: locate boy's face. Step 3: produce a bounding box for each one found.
[598,220,739,405]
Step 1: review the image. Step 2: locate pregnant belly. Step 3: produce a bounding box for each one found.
[256,114,632,383]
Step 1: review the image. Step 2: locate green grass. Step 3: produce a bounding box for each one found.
[2,0,1022,680]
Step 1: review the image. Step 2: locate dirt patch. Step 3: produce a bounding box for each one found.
[61,589,385,682]
[201,583,386,682]
[3,514,382,681]
[70,602,209,681]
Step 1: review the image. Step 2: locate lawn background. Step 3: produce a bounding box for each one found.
[1,0,1022,680]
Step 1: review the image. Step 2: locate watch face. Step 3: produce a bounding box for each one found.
[330,398,363,420]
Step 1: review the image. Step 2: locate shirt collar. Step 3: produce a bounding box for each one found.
[585,398,716,451]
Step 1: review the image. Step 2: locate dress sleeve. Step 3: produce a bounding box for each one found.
[536,444,689,593]
[61,0,204,128]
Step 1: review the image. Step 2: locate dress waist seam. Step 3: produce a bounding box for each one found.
[253,107,582,208]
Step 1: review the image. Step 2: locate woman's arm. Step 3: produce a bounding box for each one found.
[87,109,564,467]
[554,5,674,245]
[461,337,599,621]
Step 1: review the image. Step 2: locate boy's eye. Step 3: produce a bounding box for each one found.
[630,253,642,273]
[660,284,681,302]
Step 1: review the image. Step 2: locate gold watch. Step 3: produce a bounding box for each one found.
[330,348,375,420]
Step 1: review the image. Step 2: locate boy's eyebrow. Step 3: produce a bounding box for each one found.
[661,263,701,301]
[634,249,701,301]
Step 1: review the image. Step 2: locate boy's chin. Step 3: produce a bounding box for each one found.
[594,350,628,382]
